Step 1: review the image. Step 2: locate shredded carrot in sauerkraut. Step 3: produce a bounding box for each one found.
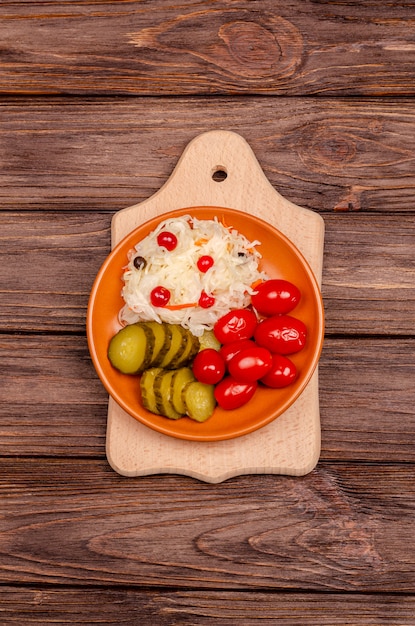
[119,215,268,336]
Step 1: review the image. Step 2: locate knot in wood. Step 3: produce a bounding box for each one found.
[303,127,358,171]
[318,134,357,164]
[217,15,303,80]
[128,11,303,83]
[218,21,282,73]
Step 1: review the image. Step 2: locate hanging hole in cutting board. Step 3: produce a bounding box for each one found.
[212,167,227,182]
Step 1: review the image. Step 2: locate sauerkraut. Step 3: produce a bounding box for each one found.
[119,215,268,336]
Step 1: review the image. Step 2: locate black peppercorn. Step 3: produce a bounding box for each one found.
[133,256,147,270]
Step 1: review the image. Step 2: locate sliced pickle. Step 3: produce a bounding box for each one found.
[173,331,200,368]
[171,367,195,415]
[108,323,154,374]
[167,327,196,369]
[159,324,187,369]
[154,369,182,420]
[198,329,221,352]
[141,321,171,367]
[140,367,163,414]
[183,381,216,422]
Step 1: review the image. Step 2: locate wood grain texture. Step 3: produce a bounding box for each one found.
[1,97,415,213]
[2,0,415,618]
[1,588,415,625]
[0,335,414,461]
[1,212,414,334]
[1,459,414,591]
[1,1,415,95]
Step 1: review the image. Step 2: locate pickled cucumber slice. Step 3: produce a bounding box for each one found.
[176,332,200,367]
[154,369,182,420]
[171,367,195,414]
[140,367,163,414]
[198,329,221,352]
[108,324,154,374]
[183,381,216,422]
[141,366,216,423]
[159,324,188,369]
[168,328,199,369]
[141,321,171,367]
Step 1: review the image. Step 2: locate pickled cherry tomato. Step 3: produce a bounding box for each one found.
[192,349,226,385]
[214,309,257,344]
[157,231,178,251]
[199,291,215,308]
[214,377,257,410]
[254,315,307,355]
[197,255,214,273]
[219,339,256,365]
[227,346,272,383]
[251,279,301,316]
[260,354,297,388]
[150,286,171,307]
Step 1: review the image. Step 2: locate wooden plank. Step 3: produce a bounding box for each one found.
[320,337,415,462]
[0,335,108,457]
[1,2,415,95]
[1,212,414,334]
[0,335,414,462]
[1,588,415,625]
[1,97,415,213]
[0,458,414,590]
[0,212,110,333]
[322,213,415,336]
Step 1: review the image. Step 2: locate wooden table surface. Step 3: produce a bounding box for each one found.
[1,2,415,623]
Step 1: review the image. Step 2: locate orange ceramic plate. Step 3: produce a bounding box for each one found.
[87,207,324,442]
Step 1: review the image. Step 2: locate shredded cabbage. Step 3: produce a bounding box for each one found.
[119,215,268,336]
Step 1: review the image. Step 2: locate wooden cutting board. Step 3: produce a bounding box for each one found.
[106,130,324,483]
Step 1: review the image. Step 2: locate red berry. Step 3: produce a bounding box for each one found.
[197,255,214,273]
[157,231,178,251]
[199,291,215,308]
[150,286,171,307]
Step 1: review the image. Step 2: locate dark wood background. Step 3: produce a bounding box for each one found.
[1,2,415,623]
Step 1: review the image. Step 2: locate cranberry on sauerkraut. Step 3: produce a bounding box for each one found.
[119,215,268,337]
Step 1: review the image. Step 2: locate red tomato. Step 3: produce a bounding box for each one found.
[192,349,226,385]
[219,339,256,365]
[214,377,257,410]
[228,346,272,383]
[260,354,297,388]
[252,279,301,316]
[254,315,307,355]
[157,231,178,251]
[213,309,257,344]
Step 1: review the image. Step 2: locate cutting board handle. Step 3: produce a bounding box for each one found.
[112,131,323,281]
